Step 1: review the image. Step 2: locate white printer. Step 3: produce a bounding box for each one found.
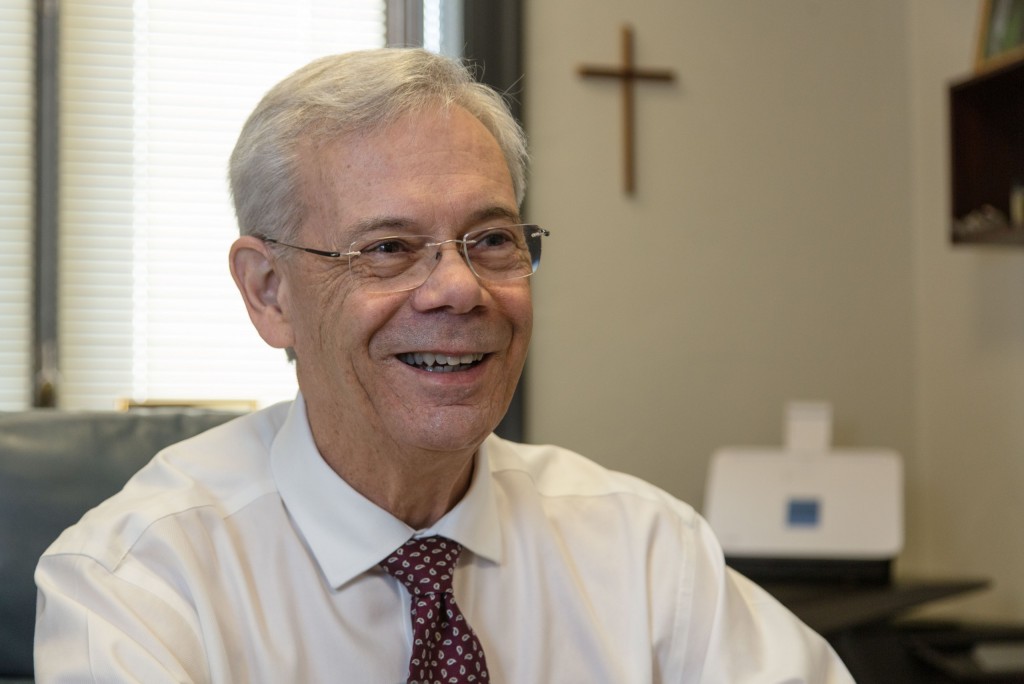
[703,402,903,584]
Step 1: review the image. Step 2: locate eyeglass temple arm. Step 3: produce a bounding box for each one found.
[260,237,349,259]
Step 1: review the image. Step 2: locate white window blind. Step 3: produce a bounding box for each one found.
[59,0,387,409]
[0,2,33,410]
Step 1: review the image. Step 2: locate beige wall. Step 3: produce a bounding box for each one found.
[523,0,1023,622]
[909,1,1024,621]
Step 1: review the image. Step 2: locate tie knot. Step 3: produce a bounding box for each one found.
[380,536,462,596]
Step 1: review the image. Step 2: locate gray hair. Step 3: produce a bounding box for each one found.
[228,48,528,243]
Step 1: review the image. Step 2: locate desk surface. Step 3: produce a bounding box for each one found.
[761,578,989,635]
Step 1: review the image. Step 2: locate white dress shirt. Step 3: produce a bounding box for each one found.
[35,394,853,683]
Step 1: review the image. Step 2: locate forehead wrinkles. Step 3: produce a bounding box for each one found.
[294,135,360,240]
[296,142,414,248]
[294,109,514,242]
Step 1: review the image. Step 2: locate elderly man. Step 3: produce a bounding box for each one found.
[35,49,852,683]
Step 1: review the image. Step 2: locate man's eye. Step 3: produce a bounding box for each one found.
[476,229,515,247]
[363,238,416,255]
[481,233,509,247]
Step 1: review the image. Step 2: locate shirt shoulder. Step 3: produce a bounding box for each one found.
[484,435,699,525]
[41,402,291,570]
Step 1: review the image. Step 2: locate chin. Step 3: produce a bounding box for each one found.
[397,408,498,454]
[408,428,493,455]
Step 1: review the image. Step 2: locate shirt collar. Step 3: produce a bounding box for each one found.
[271,393,502,589]
[422,435,502,563]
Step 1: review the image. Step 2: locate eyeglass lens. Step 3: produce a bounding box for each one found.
[352,224,546,294]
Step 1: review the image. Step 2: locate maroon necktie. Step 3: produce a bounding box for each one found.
[380,536,490,684]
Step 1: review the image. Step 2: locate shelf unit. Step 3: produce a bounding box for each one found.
[949,58,1024,245]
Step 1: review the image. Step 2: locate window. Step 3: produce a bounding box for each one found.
[32,0,462,410]
[0,2,33,409]
[2,0,531,415]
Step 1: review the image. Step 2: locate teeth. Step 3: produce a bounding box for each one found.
[400,352,485,371]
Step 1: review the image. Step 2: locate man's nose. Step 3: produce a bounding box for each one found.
[411,243,484,312]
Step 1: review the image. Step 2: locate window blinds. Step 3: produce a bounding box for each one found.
[0,2,33,410]
[59,0,386,409]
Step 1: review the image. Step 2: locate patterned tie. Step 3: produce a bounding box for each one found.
[380,536,490,684]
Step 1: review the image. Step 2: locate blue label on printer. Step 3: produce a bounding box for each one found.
[787,498,820,527]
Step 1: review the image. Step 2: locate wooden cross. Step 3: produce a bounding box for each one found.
[578,25,676,194]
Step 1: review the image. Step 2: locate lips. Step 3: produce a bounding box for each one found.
[397,352,486,372]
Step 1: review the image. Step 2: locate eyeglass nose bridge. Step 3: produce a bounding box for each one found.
[410,236,481,289]
[379,238,482,295]
[424,236,477,267]
[427,236,474,257]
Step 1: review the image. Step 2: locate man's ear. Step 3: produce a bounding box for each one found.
[229,236,296,351]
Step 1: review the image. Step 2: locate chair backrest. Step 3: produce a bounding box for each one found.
[0,409,240,680]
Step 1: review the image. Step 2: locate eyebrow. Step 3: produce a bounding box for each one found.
[343,206,522,241]
[469,206,522,226]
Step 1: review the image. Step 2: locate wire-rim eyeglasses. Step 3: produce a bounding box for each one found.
[260,224,549,294]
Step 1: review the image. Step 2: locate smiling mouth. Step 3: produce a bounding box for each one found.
[398,352,486,373]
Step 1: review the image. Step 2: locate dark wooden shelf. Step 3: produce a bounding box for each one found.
[952,227,1024,245]
[951,211,1024,244]
[949,58,1024,245]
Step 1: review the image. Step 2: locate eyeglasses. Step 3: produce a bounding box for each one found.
[261,224,550,294]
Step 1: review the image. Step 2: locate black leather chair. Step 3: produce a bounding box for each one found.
[0,408,240,683]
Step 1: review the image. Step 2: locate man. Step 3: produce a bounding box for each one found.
[35,49,852,682]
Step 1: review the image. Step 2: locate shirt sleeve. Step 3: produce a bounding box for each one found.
[35,552,210,683]
[676,515,855,684]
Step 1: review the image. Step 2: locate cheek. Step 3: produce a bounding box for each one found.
[504,285,534,332]
[282,270,356,358]
[494,285,534,357]
[319,291,407,365]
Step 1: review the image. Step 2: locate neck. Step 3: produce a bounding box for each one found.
[335,444,477,529]
[305,407,478,529]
